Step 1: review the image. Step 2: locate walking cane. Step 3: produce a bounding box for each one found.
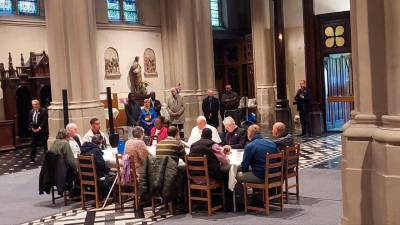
[102,174,118,209]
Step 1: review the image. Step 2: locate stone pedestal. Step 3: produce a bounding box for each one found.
[45,0,105,139]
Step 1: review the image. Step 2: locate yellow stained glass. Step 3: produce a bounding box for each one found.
[325,37,335,48]
[336,37,345,47]
[335,26,345,36]
[325,26,334,37]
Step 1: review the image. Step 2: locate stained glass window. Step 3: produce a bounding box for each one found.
[210,0,221,27]
[17,0,39,15]
[123,0,138,23]
[107,0,121,22]
[0,0,13,15]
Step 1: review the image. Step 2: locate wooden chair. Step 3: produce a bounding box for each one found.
[243,152,284,215]
[185,155,225,216]
[78,155,100,209]
[51,187,68,206]
[115,154,140,210]
[284,144,301,203]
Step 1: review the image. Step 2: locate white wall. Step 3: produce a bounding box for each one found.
[96,27,165,101]
[314,0,350,15]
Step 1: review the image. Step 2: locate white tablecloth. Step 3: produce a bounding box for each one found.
[102,147,243,191]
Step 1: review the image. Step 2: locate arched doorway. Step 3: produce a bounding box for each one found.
[16,86,31,138]
[39,85,52,108]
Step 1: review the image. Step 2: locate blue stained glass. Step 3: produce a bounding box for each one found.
[18,0,39,15]
[210,0,221,27]
[107,0,120,21]
[0,0,13,15]
[124,0,138,22]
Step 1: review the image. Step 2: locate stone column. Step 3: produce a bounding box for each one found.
[45,0,105,139]
[272,0,292,127]
[250,0,276,125]
[341,0,392,224]
[160,0,215,135]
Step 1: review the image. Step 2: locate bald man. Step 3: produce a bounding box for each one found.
[272,122,294,148]
[66,123,83,157]
[202,89,220,128]
[237,124,279,183]
[187,116,221,146]
[29,99,49,162]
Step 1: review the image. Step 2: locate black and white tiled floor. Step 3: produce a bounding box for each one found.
[22,204,173,225]
[0,147,44,175]
[299,134,342,169]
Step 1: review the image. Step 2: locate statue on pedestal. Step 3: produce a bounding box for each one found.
[129,56,142,93]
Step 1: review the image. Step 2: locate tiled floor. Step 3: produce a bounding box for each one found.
[23,204,173,225]
[0,147,45,175]
[18,133,342,225]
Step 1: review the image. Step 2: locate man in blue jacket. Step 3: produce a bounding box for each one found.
[237,124,279,183]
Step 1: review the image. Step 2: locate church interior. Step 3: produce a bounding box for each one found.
[0,0,399,224]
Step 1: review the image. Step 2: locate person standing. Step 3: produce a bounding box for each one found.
[125,93,141,139]
[29,99,49,162]
[167,87,185,139]
[149,91,162,116]
[202,89,220,129]
[294,80,311,136]
[221,84,240,124]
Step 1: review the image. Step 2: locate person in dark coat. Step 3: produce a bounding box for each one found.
[189,128,221,181]
[81,134,111,179]
[221,116,247,149]
[125,93,141,139]
[220,84,240,125]
[202,89,220,129]
[29,99,49,162]
[150,91,162,116]
[294,80,311,136]
[272,122,294,148]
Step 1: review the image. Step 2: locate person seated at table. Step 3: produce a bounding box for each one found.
[149,116,168,146]
[187,116,221,147]
[221,116,247,150]
[140,98,158,136]
[237,124,279,184]
[272,122,294,148]
[50,128,79,177]
[66,123,82,157]
[81,134,115,197]
[189,128,222,181]
[124,126,149,178]
[82,118,110,150]
[156,126,186,163]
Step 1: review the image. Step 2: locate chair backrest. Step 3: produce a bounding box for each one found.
[115,154,138,187]
[285,144,300,173]
[185,155,210,185]
[77,154,98,183]
[265,152,284,183]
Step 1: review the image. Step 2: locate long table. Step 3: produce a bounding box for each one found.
[102,146,244,212]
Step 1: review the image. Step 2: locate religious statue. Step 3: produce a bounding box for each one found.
[129,56,143,93]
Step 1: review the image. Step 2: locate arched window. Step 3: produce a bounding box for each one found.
[0,0,39,16]
[0,0,13,15]
[210,0,222,27]
[107,0,138,23]
[17,0,39,15]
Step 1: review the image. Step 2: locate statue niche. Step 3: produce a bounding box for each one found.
[144,48,157,77]
[104,47,121,78]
